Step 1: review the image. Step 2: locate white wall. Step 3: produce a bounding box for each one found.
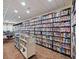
[3,23,14,32]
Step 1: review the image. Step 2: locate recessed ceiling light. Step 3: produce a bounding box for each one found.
[48,0,52,2]
[26,10,30,14]
[21,2,26,6]
[14,10,18,13]
[18,16,21,18]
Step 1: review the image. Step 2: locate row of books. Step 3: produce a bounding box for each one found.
[53,28,70,32]
[42,32,52,35]
[42,19,52,23]
[29,15,70,25]
[53,45,70,55]
[42,23,52,27]
[29,21,70,28]
[35,27,52,31]
[53,38,70,43]
[53,32,71,38]
[53,22,70,27]
[36,38,52,48]
[52,16,70,22]
[42,14,53,19]
[53,9,70,17]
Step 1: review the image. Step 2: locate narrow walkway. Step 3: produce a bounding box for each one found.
[3,40,71,59]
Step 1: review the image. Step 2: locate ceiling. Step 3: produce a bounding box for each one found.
[3,0,72,23]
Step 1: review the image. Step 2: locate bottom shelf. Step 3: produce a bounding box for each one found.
[15,45,26,59]
[36,43,71,57]
[20,48,27,58]
[15,45,35,59]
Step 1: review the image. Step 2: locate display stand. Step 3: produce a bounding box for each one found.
[13,22,36,59]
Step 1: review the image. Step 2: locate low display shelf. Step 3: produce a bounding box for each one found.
[13,22,35,59]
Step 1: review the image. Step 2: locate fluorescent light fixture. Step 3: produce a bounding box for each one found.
[21,2,26,6]
[18,16,21,18]
[26,10,30,14]
[14,10,18,13]
[48,0,52,2]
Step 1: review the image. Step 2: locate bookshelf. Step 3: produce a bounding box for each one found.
[71,0,76,59]
[52,9,71,55]
[35,8,71,57]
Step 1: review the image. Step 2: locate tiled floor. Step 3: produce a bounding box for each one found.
[3,40,71,59]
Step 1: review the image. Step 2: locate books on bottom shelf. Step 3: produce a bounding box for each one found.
[53,45,70,55]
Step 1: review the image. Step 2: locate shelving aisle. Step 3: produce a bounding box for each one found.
[3,40,71,59]
[12,7,72,59]
[3,0,75,59]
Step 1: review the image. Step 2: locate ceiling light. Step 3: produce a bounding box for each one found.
[48,0,52,2]
[26,10,30,14]
[14,10,18,13]
[21,2,26,6]
[18,16,21,18]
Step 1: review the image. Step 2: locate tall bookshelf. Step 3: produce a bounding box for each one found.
[71,0,76,59]
[35,8,71,57]
[52,8,71,56]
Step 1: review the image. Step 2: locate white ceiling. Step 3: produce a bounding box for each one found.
[3,0,72,23]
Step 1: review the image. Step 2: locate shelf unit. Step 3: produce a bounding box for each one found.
[13,22,36,59]
[34,8,71,57]
[13,23,22,49]
[71,0,76,59]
